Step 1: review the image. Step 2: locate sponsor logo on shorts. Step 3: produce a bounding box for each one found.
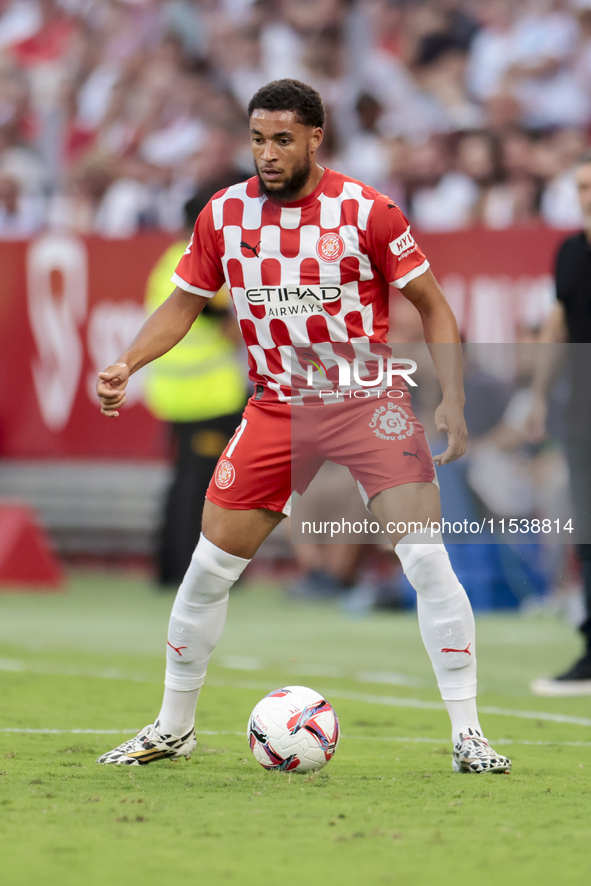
[369,403,415,441]
[215,459,235,489]
[316,232,345,263]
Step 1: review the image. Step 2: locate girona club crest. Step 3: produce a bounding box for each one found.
[369,403,415,441]
[316,232,345,263]
[215,459,235,489]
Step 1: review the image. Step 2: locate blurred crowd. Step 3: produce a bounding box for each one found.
[1,0,591,237]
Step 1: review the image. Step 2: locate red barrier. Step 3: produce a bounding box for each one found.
[420,226,565,342]
[0,232,173,459]
[0,502,64,589]
[0,227,569,460]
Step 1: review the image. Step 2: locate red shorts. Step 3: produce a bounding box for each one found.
[206,391,437,515]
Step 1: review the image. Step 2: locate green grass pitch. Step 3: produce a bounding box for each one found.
[1,572,591,886]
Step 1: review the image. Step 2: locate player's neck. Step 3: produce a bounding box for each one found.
[295,163,325,201]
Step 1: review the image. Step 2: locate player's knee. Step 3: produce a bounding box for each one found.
[396,540,472,610]
[395,540,447,574]
[178,533,248,605]
[396,543,454,591]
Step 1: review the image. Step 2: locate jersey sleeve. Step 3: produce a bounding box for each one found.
[172,200,225,298]
[366,196,429,289]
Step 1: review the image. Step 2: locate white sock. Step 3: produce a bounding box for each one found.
[395,532,480,742]
[444,698,481,745]
[158,533,250,736]
[158,688,200,738]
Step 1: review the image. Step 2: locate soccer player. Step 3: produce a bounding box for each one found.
[95,80,510,774]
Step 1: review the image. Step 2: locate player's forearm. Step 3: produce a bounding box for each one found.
[118,288,207,375]
[427,342,465,404]
[418,302,465,403]
[400,270,464,400]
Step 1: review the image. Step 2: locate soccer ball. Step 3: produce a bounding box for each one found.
[247,685,340,773]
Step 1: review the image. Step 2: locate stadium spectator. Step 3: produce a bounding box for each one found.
[333,92,392,190]
[412,32,484,132]
[539,129,587,228]
[406,134,479,231]
[0,0,589,234]
[0,170,44,236]
[0,1,42,50]
[479,126,540,227]
[454,129,502,225]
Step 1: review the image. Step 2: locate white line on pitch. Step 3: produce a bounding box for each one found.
[330,689,591,728]
[0,728,244,736]
[1,728,591,748]
[207,680,591,728]
[345,736,591,747]
[0,657,424,688]
[2,659,590,729]
[0,659,151,682]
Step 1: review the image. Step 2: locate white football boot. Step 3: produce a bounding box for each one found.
[452,727,511,774]
[96,721,197,766]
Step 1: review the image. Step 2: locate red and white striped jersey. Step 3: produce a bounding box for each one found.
[173,168,429,402]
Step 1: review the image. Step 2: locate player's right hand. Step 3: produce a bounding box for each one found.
[96,362,130,417]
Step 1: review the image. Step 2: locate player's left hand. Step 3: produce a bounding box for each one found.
[433,398,467,465]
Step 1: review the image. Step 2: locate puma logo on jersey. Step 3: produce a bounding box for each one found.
[240,239,261,257]
[403,449,421,460]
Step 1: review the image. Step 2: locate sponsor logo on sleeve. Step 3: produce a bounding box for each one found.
[389,226,417,258]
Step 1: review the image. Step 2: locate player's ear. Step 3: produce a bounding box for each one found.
[310,127,323,154]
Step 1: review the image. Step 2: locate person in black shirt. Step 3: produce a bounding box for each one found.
[529,151,591,693]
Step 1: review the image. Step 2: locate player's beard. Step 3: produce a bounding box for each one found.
[256,152,312,203]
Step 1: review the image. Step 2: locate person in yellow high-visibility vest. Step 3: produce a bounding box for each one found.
[145,184,247,586]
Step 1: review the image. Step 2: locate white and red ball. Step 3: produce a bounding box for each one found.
[247,685,340,773]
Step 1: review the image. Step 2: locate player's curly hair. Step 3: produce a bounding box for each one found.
[248,79,325,128]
